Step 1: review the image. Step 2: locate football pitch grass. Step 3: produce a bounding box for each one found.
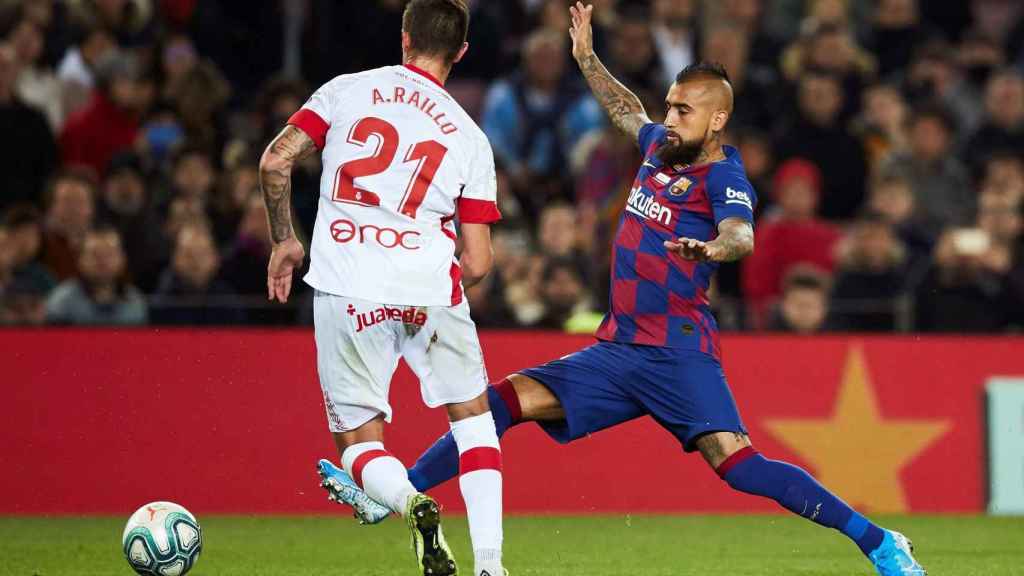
[2,514,1022,575]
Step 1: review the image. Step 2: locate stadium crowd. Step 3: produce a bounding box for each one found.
[0,0,1023,333]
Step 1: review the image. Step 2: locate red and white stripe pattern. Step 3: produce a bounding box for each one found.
[341,441,416,514]
[451,412,504,573]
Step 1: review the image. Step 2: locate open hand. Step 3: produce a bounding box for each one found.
[267,237,305,303]
[664,237,720,262]
[569,2,594,62]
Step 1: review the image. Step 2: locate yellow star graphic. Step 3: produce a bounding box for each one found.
[763,346,950,513]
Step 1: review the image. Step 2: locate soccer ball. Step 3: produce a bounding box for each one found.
[122,501,202,576]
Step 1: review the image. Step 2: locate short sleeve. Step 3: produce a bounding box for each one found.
[708,167,758,226]
[287,75,355,150]
[458,137,501,224]
[638,123,667,156]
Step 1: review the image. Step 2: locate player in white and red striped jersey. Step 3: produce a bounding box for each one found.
[258,2,504,575]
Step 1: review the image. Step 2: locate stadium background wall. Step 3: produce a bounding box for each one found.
[3,330,1022,516]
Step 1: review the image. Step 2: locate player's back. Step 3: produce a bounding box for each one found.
[291,65,499,307]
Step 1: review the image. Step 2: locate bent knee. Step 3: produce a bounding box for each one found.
[509,374,565,421]
[696,431,753,469]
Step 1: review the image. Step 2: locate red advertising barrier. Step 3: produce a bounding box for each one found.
[3,330,1022,515]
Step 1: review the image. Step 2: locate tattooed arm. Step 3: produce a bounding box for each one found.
[260,125,317,303]
[664,218,755,263]
[569,2,650,142]
[260,125,316,244]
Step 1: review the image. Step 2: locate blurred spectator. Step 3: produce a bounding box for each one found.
[55,23,115,116]
[210,160,259,246]
[221,193,272,296]
[482,30,603,218]
[775,70,868,220]
[40,168,96,280]
[445,0,505,83]
[98,152,167,291]
[879,104,973,229]
[505,253,547,327]
[855,83,910,169]
[866,173,933,265]
[868,0,937,80]
[45,226,148,325]
[978,191,1023,250]
[2,204,56,295]
[781,22,876,122]
[5,10,62,129]
[135,101,184,166]
[537,202,593,285]
[731,129,774,210]
[829,212,908,332]
[0,272,50,325]
[473,229,537,327]
[980,152,1024,204]
[152,223,240,325]
[914,226,1013,332]
[59,50,149,176]
[0,42,57,211]
[170,145,216,205]
[766,267,831,334]
[608,7,664,108]
[742,158,841,325]
[703,23,780,132]
[966,68,1024,173]
[163,194,206,245]
[158,33,197,101]
[721,0,784,71]
[534,257,591,330]
[167,59,230,154]
[957,29,1008,91]
[66,0,155,46]
[903,40,983,141]
[650,0,697,88]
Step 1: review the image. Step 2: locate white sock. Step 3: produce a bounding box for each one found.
[341,441,417,515]
[451,412,503,573]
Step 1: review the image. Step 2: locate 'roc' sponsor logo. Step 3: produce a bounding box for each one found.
[330,219,421,250]
[625,186,672,226]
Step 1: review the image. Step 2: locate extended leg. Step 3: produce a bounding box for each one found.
[408,374,564,491]
[698,432,925,575]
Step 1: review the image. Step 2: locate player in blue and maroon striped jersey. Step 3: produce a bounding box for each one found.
[322,4,926,575]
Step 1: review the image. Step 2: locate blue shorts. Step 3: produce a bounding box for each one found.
[520,341,746,452]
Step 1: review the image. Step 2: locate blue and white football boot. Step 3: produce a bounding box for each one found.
[869,530,927,575]
[316,459,391,525]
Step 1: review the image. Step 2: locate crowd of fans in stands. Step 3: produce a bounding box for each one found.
[0,0,1023,333]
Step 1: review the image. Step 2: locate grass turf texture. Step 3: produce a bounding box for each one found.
[2,515,1022,575]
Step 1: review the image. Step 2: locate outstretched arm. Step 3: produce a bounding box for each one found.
[569,2,650,142]
[664,218,755,263]
[259,125,317,302]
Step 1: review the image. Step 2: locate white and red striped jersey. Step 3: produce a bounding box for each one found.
[289,64,500,306]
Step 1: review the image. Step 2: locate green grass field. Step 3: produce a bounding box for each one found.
[2,514,1022,575]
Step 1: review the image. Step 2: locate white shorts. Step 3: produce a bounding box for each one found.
[313,291,489,432]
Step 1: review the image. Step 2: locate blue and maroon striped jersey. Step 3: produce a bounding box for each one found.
[594,123,757,358]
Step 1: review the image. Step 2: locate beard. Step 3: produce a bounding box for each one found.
[655,133,706,166]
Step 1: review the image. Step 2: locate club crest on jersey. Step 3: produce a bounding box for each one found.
[626,186,672,226]
[669,178,693,196]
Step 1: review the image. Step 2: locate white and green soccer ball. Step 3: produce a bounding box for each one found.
[122,501,202,576]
